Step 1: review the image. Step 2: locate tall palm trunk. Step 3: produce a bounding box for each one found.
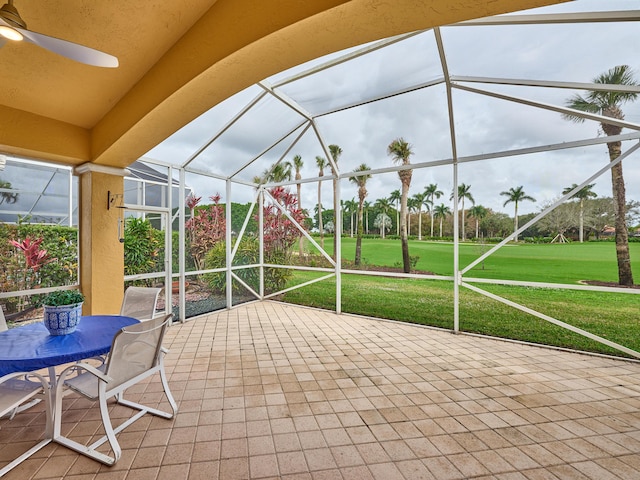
[355,200,364,266]
[430,210,435,238]
[607,139,634,285]
[296,174,303,256]
[317,184,324,250]
[460,199,465,241]
[399,178,411,273]
[513,202,519,242]
[579,198,585,243]
[333,176,338,261]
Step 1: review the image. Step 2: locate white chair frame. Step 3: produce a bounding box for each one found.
[52,314,177,466]
[0,307,7,332]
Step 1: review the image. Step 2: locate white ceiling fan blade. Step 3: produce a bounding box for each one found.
[16,26,118,68]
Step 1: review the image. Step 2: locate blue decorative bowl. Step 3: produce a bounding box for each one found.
[43,303,83,335]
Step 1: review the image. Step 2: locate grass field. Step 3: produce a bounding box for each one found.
[334,237,639,284]
[284,238,640,358]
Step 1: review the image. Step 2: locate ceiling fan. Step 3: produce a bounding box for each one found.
[0,0,118,67]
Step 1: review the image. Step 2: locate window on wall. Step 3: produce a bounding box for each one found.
[0,155,79,324]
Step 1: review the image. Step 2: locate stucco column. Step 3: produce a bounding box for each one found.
[75,163,129,315]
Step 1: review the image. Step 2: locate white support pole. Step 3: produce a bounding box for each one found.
[436,27,460,333]
[225,179,232,309]
[259,187,264,299]
[178,168,186,322]
[165,166,173,319]
[67,168,73,227]
[335,177,342,314]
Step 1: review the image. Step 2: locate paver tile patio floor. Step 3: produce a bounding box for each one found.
[2,301,640,479]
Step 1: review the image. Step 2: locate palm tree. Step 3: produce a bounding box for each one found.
[387,138,413,273]
[263,161,292,183]
[328,144,342,261]
[292,155,304,207]
[407,196,419,237]
[374,197,392,239]
[564,65,638,285]
[467,205,488,239]
[252,175,263,186]
[562,183,597,243]
[412,191,429,240]
[434,204,451,238]
[292,155,304,254]
[500,186,536,242]
[373,212,392,238]
[425,183,443,238]
[349,164,371,266]
[389,189,401,235]
[363,200,372,234]
[344,199,358,237]
[0,180,18,205]
[316,156,327,249]
[450,183,474,240]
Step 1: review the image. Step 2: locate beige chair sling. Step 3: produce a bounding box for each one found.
[120,286,162,321]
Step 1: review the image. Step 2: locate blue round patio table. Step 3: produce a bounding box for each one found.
[0,315,139,376]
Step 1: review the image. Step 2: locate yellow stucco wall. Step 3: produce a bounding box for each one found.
[78,169,126,315]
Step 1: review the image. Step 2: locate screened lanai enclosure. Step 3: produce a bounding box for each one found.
[1,2,639,357]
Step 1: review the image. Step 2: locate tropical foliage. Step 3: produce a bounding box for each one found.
[185,194,226,271]
[123,217,163,277]
[204,186,306,294]
[0,223,78,314]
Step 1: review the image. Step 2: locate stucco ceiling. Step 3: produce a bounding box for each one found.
[0,0,565,169]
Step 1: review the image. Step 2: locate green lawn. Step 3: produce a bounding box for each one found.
[286,238,640,358]
[334,237,639,284]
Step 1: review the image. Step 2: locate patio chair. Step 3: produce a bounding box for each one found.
[53,314,177,466]
[0,307,7,332]
[85,286,163,369]
[1,308,46,419]
[120,286,162,321]
[0,372,52,476]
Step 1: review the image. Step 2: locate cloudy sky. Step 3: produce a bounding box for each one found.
[146,0,640,218]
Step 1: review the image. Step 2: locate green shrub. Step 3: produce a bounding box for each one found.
[124,217,162,277]
[41,290,84,306]
[0,223,79,314]
[204,238,259,294]
[204,237,293,295]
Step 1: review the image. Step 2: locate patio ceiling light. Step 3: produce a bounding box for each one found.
[0,24,22,41]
